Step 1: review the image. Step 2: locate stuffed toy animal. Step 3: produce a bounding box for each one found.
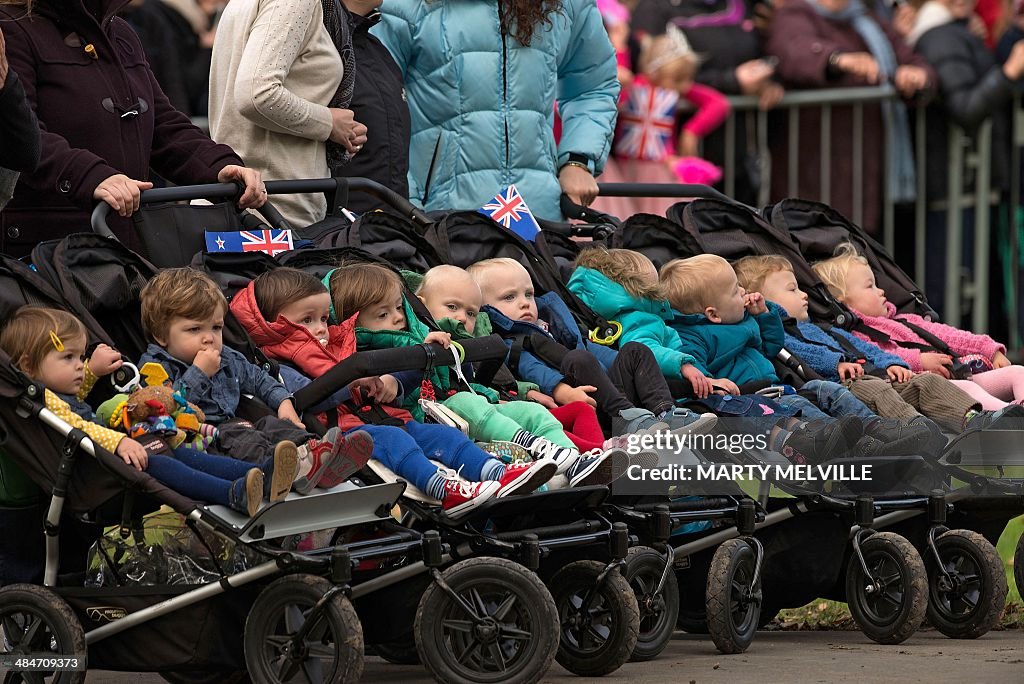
[97,385,214,450]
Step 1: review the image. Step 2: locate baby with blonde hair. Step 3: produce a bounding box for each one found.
[473,255,714,437]
[813,243,1024,414]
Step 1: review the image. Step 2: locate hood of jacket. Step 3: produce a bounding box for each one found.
[566,266,674,321]
[230,281,359,378]
[436,310,495,340]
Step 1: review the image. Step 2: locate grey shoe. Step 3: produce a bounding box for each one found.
[611,407,661,436]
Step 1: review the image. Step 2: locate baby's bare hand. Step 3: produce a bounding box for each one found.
[89,344,123,376]
[193,347,221,377]
[424,331,452,348]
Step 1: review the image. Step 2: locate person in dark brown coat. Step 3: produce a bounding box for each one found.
[766,0,935,234]
[0,0,266,258]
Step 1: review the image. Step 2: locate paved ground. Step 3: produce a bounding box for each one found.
[80,628,1023,683]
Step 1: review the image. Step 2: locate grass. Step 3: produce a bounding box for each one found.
[776,515,1023,630]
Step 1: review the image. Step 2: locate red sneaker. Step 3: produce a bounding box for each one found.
[440,477,501,518]
[494,458,557,498]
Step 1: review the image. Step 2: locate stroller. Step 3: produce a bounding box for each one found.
[339,202,769,660]
[570,184,1020,643]
[83,180,647,678]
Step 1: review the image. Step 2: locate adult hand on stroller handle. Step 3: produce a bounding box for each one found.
[90,177,432,238]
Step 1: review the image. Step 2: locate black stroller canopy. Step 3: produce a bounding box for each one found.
[675,199,852,326]
[766,198,937,321]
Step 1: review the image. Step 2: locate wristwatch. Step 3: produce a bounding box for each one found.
[559,153,593,174]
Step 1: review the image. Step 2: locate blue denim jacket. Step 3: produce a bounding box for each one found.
[139,344,291,424]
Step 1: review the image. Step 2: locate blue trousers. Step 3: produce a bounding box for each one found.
[777,380,878,422]
[353,422,495,493]
[145,447,255,507]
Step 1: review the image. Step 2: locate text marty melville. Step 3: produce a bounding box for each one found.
[626,463,874,482]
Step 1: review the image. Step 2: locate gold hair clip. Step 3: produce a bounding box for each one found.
[49,330,64,352]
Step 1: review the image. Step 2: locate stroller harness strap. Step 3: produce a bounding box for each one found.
[509,333,571,378]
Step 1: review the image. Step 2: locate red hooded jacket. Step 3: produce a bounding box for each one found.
[230,281,413,430]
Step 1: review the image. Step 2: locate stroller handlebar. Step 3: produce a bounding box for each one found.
[90,177,433,239]
[292,335,510,413]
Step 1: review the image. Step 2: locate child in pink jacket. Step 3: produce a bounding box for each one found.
[814,245,1023,410]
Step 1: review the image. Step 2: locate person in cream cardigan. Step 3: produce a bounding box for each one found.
[209,0,368,226]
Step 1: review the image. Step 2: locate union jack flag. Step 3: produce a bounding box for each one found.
[205,229,294,257]
[614,83,679,162]
[478,185,540,241]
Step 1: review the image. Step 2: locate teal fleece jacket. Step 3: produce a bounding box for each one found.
[668,303,787,386]
[566,266,697,379]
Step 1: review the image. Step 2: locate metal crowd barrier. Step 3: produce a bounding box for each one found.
[718,85,1017,337]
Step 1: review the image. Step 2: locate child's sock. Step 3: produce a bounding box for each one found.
[480,459,505,481]
[425,471,450,500]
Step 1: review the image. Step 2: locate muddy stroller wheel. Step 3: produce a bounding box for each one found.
[924,530,1007,639]
[244,574,363,684]
[414,557,558,684]
[370,632,420,665]
[845,532,927,645]
[549,560,639,676]
[0,585,86,684]
[1015,529,1024,599]
[622,547,678,662]
[705,539,761,654]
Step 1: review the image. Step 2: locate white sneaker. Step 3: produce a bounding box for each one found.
[524,437,580,474]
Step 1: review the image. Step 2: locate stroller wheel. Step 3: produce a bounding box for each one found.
[370,632,420,665]
[244,574,363,684]
[414,557,558,684]
[623,547,678,662]
[0,584,86,684]
[1015,528,1024,600]
[925,529,1007,639]
[845,531,927,645]
[549,560,639,677]
[706,539,761,654]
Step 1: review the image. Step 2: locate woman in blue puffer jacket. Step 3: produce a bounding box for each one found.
[374,0,619,220]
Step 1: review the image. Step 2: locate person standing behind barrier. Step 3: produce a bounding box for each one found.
[905,0,1024,314]
[209,0,369,227]
[0,0,266,259]
[332,0,411,214]
[766,0,935,235]
[374,0,619,220]
[593,27,731,218]
[631,0,784,206]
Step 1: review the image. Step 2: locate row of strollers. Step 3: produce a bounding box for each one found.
[0,178,1021,684]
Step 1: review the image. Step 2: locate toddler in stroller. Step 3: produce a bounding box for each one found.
[137,269,373,494]
[734,254,991,435]
[813,244,1024,418]
[569,248,932,462]
[232,266,556,515]
[467,257,715,438]
[0,306,306,517]
[411,263,637,485]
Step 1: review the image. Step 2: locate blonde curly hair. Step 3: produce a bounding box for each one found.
[810,243,870,302]
[574,247,663,300]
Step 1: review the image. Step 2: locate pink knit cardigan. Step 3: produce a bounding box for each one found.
[848,303,1005,372]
